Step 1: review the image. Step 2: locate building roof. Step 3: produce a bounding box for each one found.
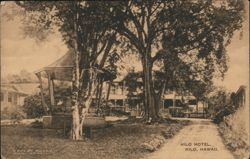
[13,83,40,95]
[163,94,196,100]
[1,84,27,95]
[108,94,127,100]
[235,85,247,95]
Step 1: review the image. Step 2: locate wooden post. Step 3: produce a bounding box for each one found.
[163,100,165,109]
[85,127,92,138]
[95,78,100,109]
[36,72,49,115]
[196,100,198,116]
[203,101,205,118]
[97,78,103,114]
[97,79,103,109]
[47,72,55,114]
[106,81,111,106]
[173,91,176,108]
[122,81,125,95]
[173,90,176,116]
[161,81,166,110]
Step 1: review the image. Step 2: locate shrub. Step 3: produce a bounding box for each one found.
[141,135,165,152]
[10,107,26,120]
[1,106,26,120]
[219,105,250,159]
[23,94,48,118]
[23,86,71,118]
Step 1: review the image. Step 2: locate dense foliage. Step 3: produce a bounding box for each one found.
[23,94,49,118]
[207,87,235,123]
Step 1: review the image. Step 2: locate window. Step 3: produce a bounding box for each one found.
[116,100,123,106]
[13,94,18,105]
[111,83,117,94]
[176,100,183,107]
[91,99,97,107]
[164,99,173,108]
[110,100,116,106]
[8,93,12,103]
[189,100,197,105]
[1,92,4,102]
[111,86,115,94]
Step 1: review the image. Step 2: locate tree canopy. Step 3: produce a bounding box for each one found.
[88,0,244,119]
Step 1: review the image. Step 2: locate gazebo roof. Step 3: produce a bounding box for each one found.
[35,50,74,81]
[46,51,74,68]
[35,50,116,81]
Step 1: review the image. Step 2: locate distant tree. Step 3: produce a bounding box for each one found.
[2,69,38,83]
[19,69,37,83]
[7,74,22,83]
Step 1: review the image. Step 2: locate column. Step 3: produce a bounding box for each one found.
[173,90,176,108]
[47,72,55,114]
[36,72,49,114]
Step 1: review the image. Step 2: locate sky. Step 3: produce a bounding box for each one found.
[1,1,249,92]
[1,2,68,76]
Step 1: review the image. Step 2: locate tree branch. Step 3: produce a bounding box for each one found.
[98,33,117,68]
[113,25,143,54]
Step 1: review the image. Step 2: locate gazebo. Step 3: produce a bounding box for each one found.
[35,50,74,114]
[35,50,116,129]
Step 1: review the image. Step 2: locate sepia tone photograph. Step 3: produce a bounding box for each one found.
[0,1,249,159]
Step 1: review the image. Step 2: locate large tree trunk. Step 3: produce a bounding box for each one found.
[71,66,98,140]
[70,2,81,140]
[71,47,81,140]
[79,70,98,136]
[69,2,116,140]
[71,103,81,140]
[142,52,160,121]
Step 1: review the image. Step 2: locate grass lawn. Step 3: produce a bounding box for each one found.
[1,119,190,159]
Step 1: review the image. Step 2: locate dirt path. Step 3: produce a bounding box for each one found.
[145,118,234,159]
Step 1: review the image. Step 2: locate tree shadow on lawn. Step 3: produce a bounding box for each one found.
[1,119,190,159]
[1,123,160,159]
[1,125,64,139]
